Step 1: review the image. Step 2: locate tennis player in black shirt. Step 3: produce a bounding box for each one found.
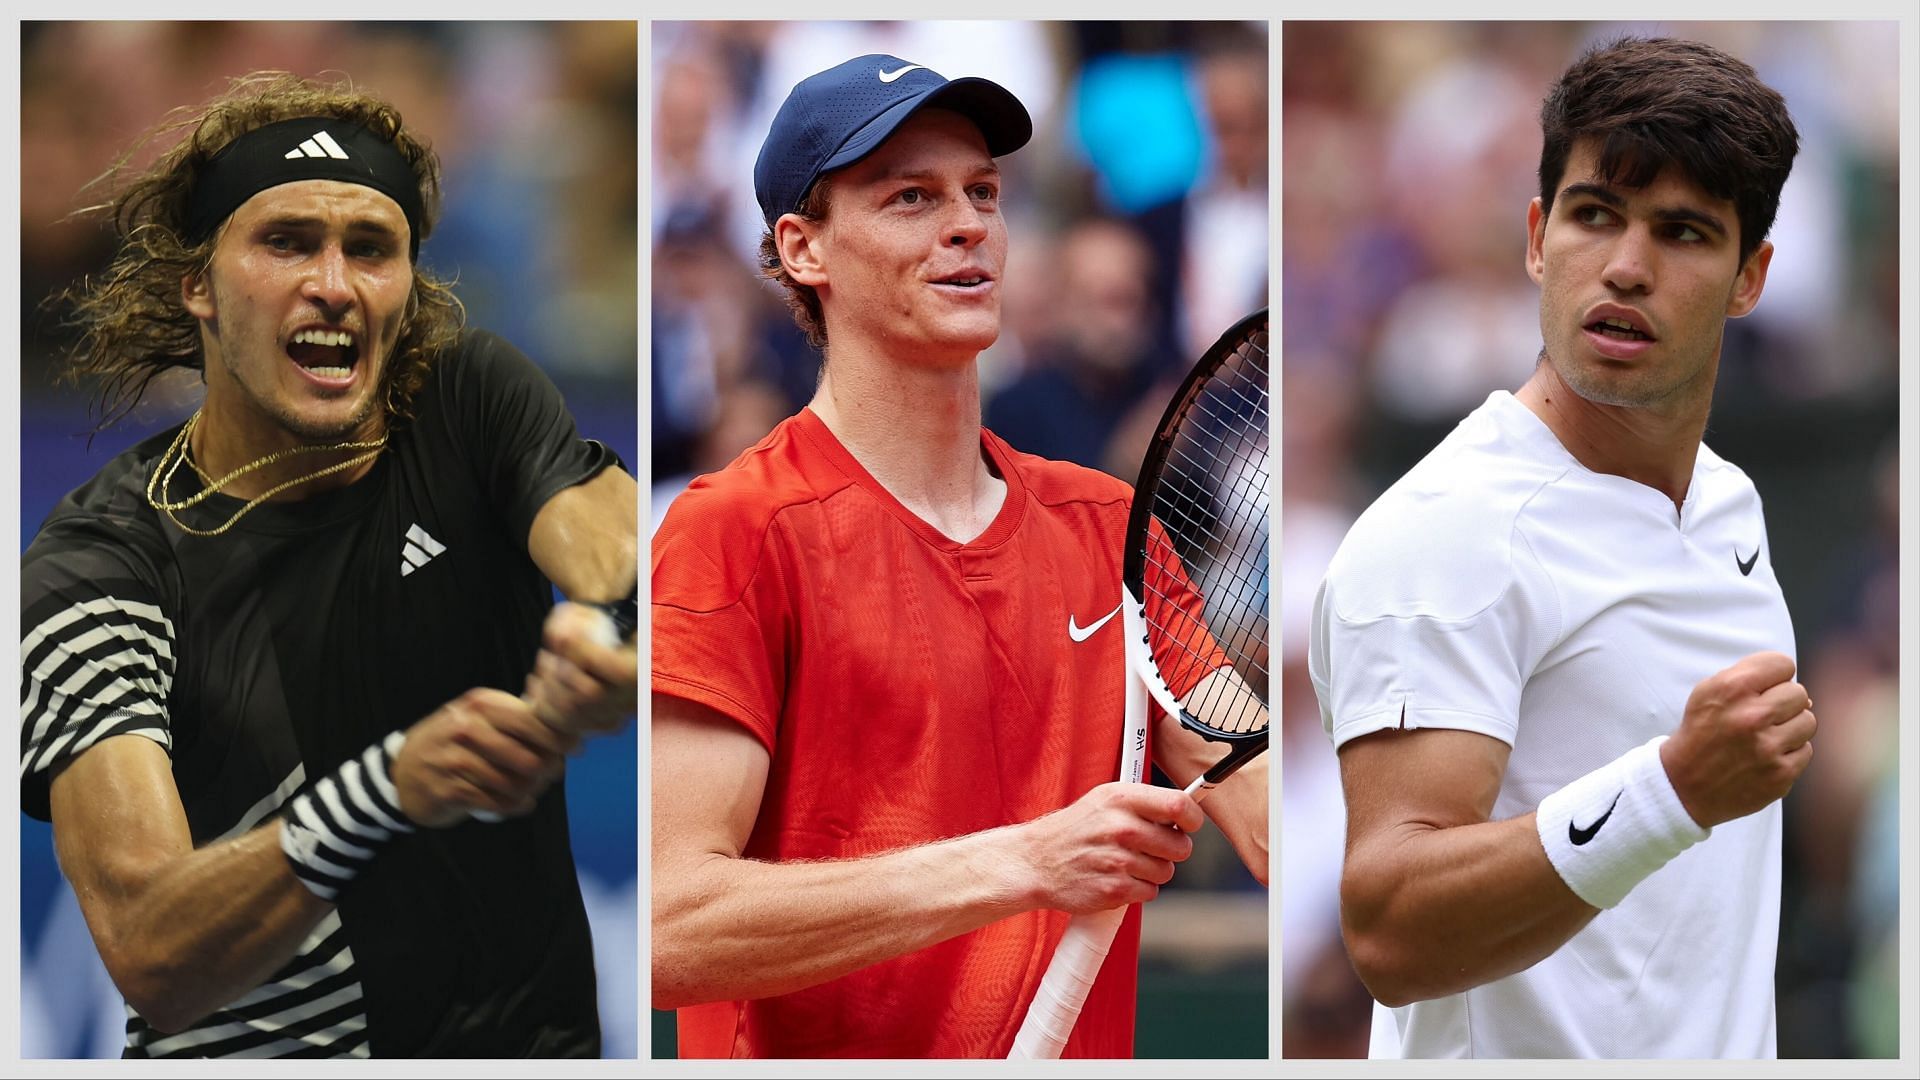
[19,72,637,1058]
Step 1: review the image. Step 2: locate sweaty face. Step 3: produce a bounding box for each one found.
[184,179,413,443]
[809,108,1008,363]
[1527,139,1769,412]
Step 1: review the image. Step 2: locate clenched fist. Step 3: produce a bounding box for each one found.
[1661,651,1816,829]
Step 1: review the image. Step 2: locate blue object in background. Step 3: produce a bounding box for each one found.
[1071,53,1204,214]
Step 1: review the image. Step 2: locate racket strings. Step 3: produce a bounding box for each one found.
[1139,330,1269,740]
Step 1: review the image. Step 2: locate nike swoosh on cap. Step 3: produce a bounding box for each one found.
[878,64,926,83]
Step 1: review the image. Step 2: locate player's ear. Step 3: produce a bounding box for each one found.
[181,268,215,320]
[775,213,828,288]
[1726,239,1773,319]
[1525,197,1548,286]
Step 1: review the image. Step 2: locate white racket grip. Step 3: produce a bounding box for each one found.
[1009,905,1126,1058]
[1008,590,1151,1058]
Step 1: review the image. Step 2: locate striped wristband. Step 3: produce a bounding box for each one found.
[1535,736,1710,910]
[280,731,417,901]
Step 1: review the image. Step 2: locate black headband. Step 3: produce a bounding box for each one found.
[185,117,426,260]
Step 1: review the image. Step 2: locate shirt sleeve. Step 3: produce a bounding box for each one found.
[1139,515,1234,699]
[1309,514,1560,751]
[649,488,792,752]
[19,531,177,821]
[440,330,622,546]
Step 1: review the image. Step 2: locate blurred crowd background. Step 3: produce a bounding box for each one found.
[1280,21,1901,1059]
[649,19,1270,1057]
[17,21,639,1058]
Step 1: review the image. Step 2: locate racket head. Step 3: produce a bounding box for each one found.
[1122,309,1270,780]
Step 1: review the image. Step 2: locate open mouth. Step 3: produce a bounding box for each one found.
[931,274,990,289]
[1586,316,1652,342]
[287,328,361,380]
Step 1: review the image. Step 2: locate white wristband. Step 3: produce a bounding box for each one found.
[1535,736,1709,909]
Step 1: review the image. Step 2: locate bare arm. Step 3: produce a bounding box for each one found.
[1336,728,1595,1007]
[1153,668,1268,885]
[50,692,576,1033]
[1336,652,1817,1008]
[49,737,331,1034]
[527,466,638,605]
[651,693,1204,1010]
[522,468,639,736]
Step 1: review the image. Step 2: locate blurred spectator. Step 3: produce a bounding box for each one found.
[986,218,1161,471]
[652,20,1270,492]
[650,378,794,535]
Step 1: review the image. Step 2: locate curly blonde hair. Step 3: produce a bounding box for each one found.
[58,71,465,428]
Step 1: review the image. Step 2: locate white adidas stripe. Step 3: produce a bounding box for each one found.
[404,524,446,555]
[312,130,349,158]
[400,524,447,576]
[283,130,351,161]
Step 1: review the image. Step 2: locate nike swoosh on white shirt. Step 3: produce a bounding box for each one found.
[1068,602,1124,642]
[878,64,925,83]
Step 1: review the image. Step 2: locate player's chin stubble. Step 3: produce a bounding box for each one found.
[1542,346,1708,412]
[219,345,386,444]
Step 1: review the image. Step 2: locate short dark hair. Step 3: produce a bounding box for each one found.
[758,176,835,350]
[1538,37,1798,267]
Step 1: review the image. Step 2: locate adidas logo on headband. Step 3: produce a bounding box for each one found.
[285,131,351,161]
[186,117,426,258]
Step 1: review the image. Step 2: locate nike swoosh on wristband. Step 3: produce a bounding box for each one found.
[1569,793,1622,846]
[1068,602,1124,642]
[878,64,926,83]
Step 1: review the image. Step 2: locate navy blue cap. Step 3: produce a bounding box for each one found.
[754,54,1033,228]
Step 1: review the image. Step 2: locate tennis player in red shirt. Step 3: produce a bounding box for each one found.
[651,55,1268,1058]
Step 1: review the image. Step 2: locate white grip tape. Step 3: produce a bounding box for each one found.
[1008,590,1153,1059]
[1009,906,1125,1058]
[1535,735,1710,909]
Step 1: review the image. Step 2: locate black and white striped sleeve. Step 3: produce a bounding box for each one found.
[20,539,176,820]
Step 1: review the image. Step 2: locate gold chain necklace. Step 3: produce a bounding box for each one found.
[146,411,388,537]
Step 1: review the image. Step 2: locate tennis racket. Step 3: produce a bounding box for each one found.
[1009,307,1271,1058]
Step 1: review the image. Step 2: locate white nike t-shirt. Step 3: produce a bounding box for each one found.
[1309,391,1792,1059]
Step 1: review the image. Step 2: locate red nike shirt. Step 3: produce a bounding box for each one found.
[653,408,1188,1058]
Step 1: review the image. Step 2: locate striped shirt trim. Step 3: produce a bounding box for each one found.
[126,911,369,1058]
[20,596,176,777]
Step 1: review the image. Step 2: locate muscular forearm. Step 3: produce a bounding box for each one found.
[529,466,638,604]
[652,825,1031,1009]
[1153,675,1269,885]
[1340,812,1596,1006]
[1199,754,1269,885]
[66,821,331,1033]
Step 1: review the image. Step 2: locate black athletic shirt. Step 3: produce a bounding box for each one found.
[20,330,618,1058]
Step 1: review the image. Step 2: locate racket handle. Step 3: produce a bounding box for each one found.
[1008,905,1126,1059]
